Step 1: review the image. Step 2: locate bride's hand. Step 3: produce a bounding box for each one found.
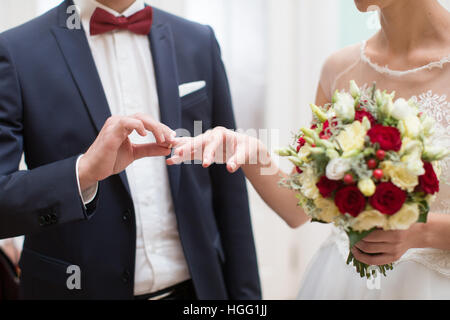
[351,224,424,265]
[166,127,268,173]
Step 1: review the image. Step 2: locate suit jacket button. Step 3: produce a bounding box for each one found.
[122,210,132,222]
[39,216,46,226]
[122,270,131,283]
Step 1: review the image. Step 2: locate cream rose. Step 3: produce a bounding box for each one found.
[298,166,320,200]
[314,197,341,223]
[399,115,422,138]
[381,161,419,192]
[385,203,420,230]
[351,209,387,232]
[336,121,366,154]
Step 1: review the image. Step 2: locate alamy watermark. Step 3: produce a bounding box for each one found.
[66,265,81,290]
[66,5,81,30]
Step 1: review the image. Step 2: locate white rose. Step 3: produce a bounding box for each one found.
[391,98,412,120]
[326,157,351,181]
[334,92,355,121]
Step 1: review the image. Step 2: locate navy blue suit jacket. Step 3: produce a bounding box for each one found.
[0,0,260,300]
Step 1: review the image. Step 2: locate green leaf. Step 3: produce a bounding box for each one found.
[418,201,429,224]
[347,228,376,249]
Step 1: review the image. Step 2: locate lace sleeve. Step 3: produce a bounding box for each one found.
[318,44,362,102]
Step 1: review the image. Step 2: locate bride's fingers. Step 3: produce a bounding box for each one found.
[354,241,389,254]
[351,247,395,266]
[226,143,247,173]
[202,131,224,168]
[167,134,206,165]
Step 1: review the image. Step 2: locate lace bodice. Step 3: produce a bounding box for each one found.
[320,41,450,277]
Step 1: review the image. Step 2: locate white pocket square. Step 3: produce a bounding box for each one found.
[179,81,206,98]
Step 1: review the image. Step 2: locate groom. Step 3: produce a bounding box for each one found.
[0,0,260,299]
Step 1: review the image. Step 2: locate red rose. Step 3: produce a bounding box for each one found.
[355,110,377,126]
[418,162,440,195]
[367,125,402,151]
[334,186,366,217]
[369,182,407,215]
[316,176,341,198]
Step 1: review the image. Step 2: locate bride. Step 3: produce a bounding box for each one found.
[168,0,450,299]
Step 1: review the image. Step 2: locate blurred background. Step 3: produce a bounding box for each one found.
[0,0,449,299]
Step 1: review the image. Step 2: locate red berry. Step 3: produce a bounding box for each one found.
[376,150,386,161]
[344,174,354,185]
[367,159,378,169]
[311,144,316,148]
[298,137,306,147]
[373,169,384,180]
[296,167,303,174]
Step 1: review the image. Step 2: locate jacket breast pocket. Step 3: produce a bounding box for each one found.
[19,248,80,300]
[181,87,209,110]
[181,88,212,131]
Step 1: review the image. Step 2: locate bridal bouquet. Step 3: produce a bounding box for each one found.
[277,81,449,278]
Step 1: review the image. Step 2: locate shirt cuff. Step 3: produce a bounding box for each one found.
[76,155,98,207]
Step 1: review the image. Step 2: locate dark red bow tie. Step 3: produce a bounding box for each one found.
[90,6,153,36]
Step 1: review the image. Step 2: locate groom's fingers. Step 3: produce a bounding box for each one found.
[167,137,200,165]
[131,113,175,146]
[133,143,171,160]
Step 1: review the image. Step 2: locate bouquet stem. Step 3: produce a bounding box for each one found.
[346,251,393,278]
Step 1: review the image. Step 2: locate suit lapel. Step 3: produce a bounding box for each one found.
[149,23,182,205]
[51,1,131,195]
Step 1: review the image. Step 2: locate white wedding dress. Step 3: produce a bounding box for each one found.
[298,41,450,300]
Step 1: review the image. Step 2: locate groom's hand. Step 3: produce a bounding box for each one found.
[78,114,175,192]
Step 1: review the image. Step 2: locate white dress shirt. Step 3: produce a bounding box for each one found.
[73,0,190,295]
